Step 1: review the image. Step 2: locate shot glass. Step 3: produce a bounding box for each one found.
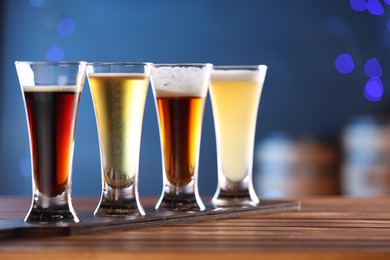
[15,61,87,223]
[151,63,212,211]
[87,62,152,216]
[210,65,267,207]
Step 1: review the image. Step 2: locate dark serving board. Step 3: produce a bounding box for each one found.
[0,200,300,239]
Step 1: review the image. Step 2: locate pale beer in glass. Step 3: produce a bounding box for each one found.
[210,65,267,207]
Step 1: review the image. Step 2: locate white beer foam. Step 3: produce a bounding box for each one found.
[151,66,211,98]
[211,65,267,83]
[23,85,82,92]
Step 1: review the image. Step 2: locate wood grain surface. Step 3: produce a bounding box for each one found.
[0,198,299,239]
[1,196,390,260]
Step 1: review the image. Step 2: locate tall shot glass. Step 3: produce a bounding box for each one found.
[15,61,87,223]
[151,64,212,211]
[87,62,152,216]
[210,65,267,207]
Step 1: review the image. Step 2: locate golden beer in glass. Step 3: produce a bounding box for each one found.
[87,62,152,216]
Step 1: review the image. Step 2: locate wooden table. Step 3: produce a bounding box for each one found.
[1,196,390,259]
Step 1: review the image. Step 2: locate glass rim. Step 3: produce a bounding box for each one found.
[152,63,213,68]
[213,65,267,70]
[86,62,153,66]
[15,61,87,66]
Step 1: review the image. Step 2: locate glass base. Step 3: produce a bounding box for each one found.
[95,198,145,216]
[25,194,79,224]
[212,189,260,207]
[94,185,145,217]
[156,192,205,212]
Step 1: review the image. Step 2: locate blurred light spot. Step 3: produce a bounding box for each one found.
[19,157,31,178]
[56,17,75,37]
[350,0,367,12]
[384,0,390,6]
[46,47,64,61]
[364,77,383,102]
[325,16,346,36]
[29,0,46,7]
[364,58,382,78]
[367,0,384,15]
[335,53,355,74]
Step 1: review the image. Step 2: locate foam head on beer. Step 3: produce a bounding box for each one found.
[151,64,212,97]
[22,85,82,92]
[210,65,267,84]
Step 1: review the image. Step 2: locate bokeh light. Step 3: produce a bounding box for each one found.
[350,0,368,12]
[364,77,383,102]
[56,17,75,37]
[335,53,355,74]
[348,0,388,102]
[29,0,46,7]
[46,46,64,61]
[367,0,384,15]
[364,58,382,78]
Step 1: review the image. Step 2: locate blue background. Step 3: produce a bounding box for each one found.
[1,0,390,198]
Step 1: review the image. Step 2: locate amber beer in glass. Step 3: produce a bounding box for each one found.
[210,65,267,207]
[87,63,152,216]
[151,63,212,211]
[15,61,87,223]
